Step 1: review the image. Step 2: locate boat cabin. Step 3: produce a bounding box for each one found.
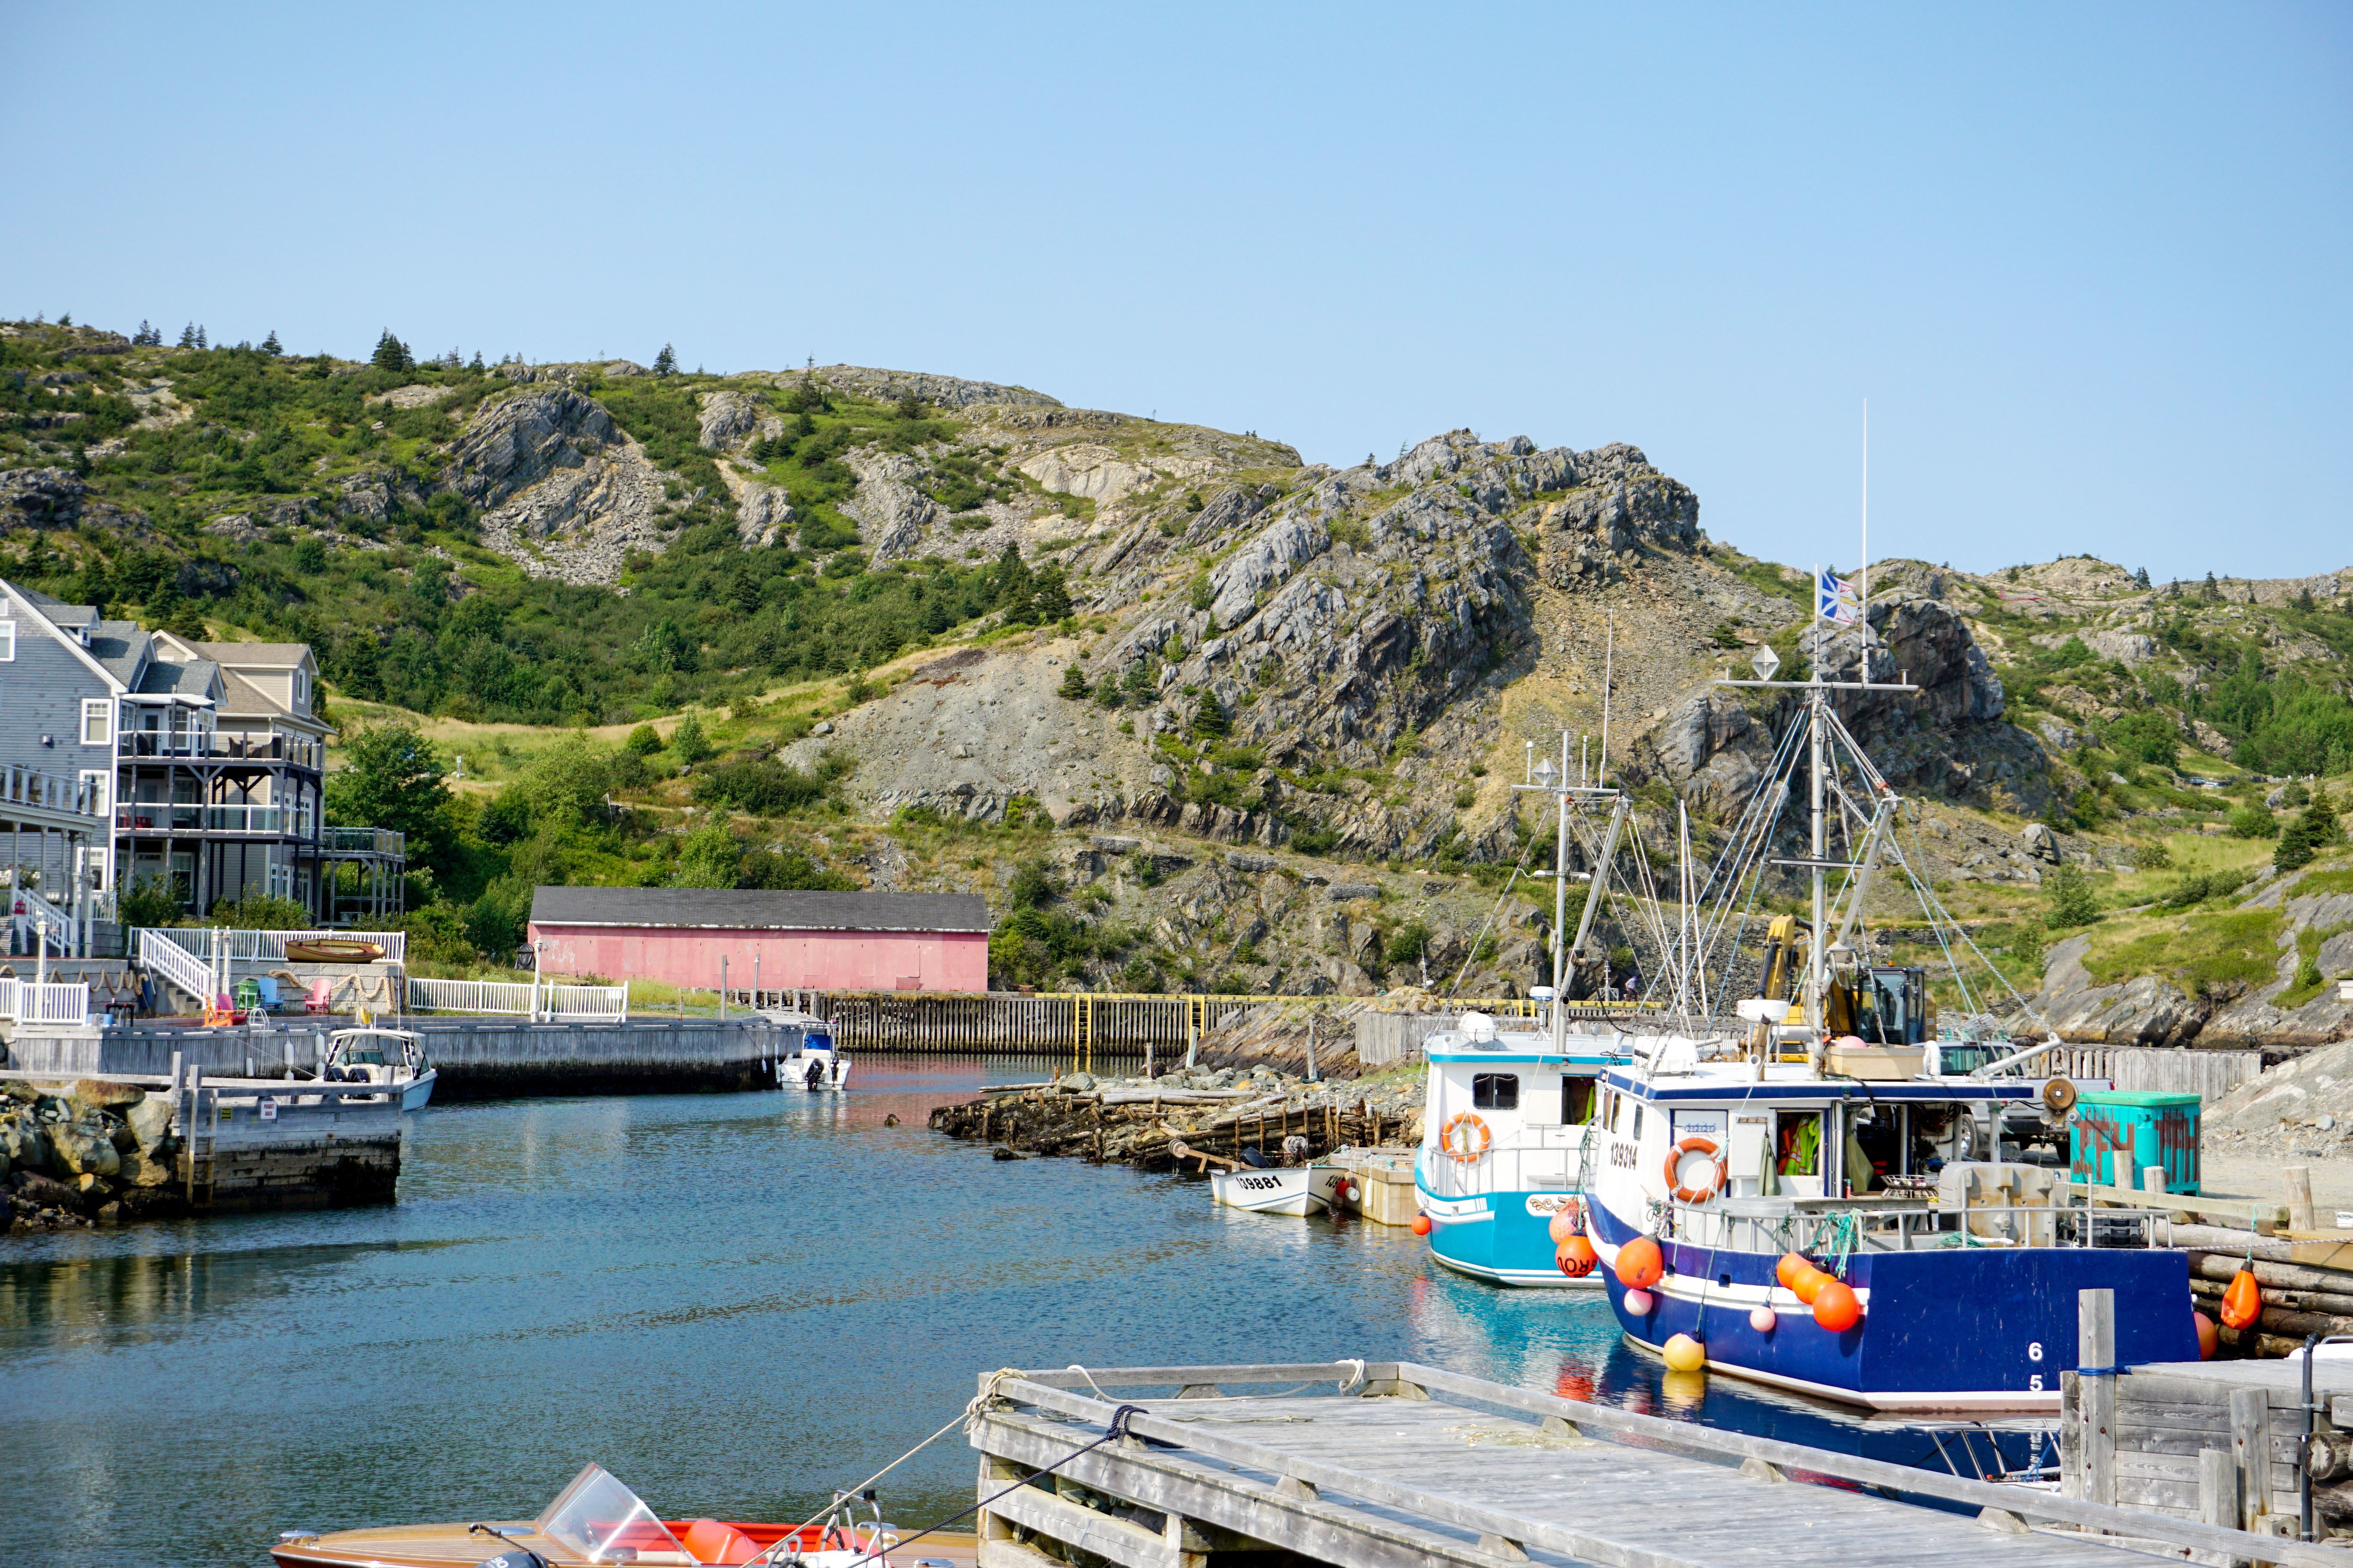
[1418,1014,1626,1201]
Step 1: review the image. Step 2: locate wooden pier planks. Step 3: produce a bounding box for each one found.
[972,1363,2348,1568]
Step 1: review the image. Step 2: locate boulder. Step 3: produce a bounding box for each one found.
[0,466,86,529]
[2086,629,2158,665]
[125,1096,175,1154]
[2020,822,2061,863]
[49,1125,119,1179]
[71,1079,145,1113]
[1328,882,1383,903]
[697,389,763,451]
[116,1146,175,1189]
[11,1170,81,1210]
[0,1121,52,1175]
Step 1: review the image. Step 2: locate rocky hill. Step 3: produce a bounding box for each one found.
[4,316,2349,1032]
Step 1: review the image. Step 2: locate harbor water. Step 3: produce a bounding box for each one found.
[0,1057,2043,1566]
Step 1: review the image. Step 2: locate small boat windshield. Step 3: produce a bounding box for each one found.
[535,1463,689,1563]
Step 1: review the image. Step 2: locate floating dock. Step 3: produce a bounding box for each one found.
[969,1360,2346,1568]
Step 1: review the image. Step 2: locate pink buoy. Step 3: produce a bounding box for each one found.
[1623,1287,1655,1316]
[1749,1305,1776,1333]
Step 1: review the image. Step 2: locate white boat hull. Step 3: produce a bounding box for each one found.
[400,1068,436,1112]
[1211,1164,1341,1216]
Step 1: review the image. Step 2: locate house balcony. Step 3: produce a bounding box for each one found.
[116,730,323,769]
[116,804,309,836]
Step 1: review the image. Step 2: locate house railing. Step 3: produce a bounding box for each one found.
[117,731,322,768]
[320,826,405,856]
[0,978,92,1026]
[138,926,409,966]
[406,976,628,1020]
[1,765,107,820]
[116,804,287,833]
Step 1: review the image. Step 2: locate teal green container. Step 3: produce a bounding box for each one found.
[2070,1090,2201,1194]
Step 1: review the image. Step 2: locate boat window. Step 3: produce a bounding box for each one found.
[1564,1077,1595,1125]
[1631,1103,1644,1141]
[1471,1073,1519,1110]
[535,1463,689,1563]
[1775,1111,1820,1176]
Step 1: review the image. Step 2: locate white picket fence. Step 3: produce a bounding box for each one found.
[9,883,82,957]
[407,976,629,1021]
[0,978,92,1025]
[140,926,409,965]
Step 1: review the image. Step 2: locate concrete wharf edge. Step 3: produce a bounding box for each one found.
[970,1361,2343,1568]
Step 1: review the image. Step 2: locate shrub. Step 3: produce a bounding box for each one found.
[1008,856,1060,909]
[1190,691,1229,739]
[207,894,315,930]
[738,848,856,891]
[1058,663,1089,700]
[624,724,663,756]
[670,714,713,765]
[2043,863,2101,929]
[2106,712,2180,767]
[2128,839,2174,871]
[691,758,827,814]
[2228,804,2280,839]
[1189,571,1213,612]
[2275,791,2344,874]
[2159,869,2248,908]
[1385,919,1433,964]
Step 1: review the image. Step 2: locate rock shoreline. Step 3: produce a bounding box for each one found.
[2,1078,189,1233]
[928,1063,1425,1172]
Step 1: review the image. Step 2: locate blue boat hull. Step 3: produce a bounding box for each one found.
[1587,1200,2199,1410]
[1421,1186,1604,1290]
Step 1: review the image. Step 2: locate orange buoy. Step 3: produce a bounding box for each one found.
[1547,1204,1584,1244]
[1615,1235,1665,1289]
[2220,1268,2262,1331]
[1812,1280,1862,1332]
[1556,1236,1598,1277]
[1792,1267,1831,1305]
[1411,1214,1432,1237]
[2194,1309,2218,1360]
[1776,1253,1813,1291]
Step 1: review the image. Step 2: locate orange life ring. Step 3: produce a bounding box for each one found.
[1664,1136,1725,1203]
[1440,1112,1491,1163]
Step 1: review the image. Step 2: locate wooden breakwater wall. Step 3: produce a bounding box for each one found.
[802,990,1549,1063]
[2056,1045,2266,1101]
[3,1018,796,1100]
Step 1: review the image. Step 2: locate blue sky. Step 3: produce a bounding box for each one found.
[4,3,2346,580]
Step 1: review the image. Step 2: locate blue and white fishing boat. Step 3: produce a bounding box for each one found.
[1566,609,2196,1412]
[1417,1010,1626,1286]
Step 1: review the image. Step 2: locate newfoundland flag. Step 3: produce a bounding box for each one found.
[1816,568,1860,625]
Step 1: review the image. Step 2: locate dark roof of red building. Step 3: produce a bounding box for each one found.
[528,887,991,933]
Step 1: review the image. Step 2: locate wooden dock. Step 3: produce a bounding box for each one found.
[969,1361,2347,1568]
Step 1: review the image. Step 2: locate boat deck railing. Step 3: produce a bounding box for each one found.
[1675,1196,2176,1254]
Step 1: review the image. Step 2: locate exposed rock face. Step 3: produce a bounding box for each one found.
[0,466,84,528]
[734,481,795,547]
[2087,629,2158,665]
[1017,442,1206,507]
[698,389,763,451]
[792,364,1060,410]
[445,389,674,586]
[2035,932,2211,1047]
[840,450,937,563]
[1639,592,2033,816]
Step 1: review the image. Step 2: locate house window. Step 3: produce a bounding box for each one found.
[80,698,113,747]
[293,669,309,709]
[0,620,14,661]
[78,770,108,819]
[1471,1072,1519,1111]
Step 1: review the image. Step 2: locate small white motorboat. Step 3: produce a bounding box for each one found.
[762,1013,850,1091]
[1211,1160,1343,1216]
[322,1027,436,1111]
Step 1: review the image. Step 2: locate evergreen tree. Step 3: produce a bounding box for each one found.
[467,350,484,372]
[653,343,678,377]
[669,714,713,764]
[176,323,195,347]
[2134,566,2151,589]
[1057,661,1090,700]
[134,319,156,346]
[57,312,70,327]
[2275,790,2343,874]
[194,325,206,349]
[1031,563,1071,623]
[261,329,282,356]
[2042,862,2100,929]
[1191,690,1231,739]
[371,330,412,373]
[2202,571,2220,601]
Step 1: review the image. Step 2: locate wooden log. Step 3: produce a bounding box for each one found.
[2189,1252,2353,1296]
[2288,1166,2318,1235]
[2233,1385,2269,1532]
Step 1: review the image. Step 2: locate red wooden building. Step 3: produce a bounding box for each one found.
[526,887,991,994]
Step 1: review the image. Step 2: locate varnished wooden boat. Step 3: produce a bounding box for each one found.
[271,1464,972,1568]
[285,938,386,963]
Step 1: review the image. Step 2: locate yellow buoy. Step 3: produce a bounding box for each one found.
[1662,1332,1706,1373]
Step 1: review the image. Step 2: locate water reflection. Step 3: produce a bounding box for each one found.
[0,1056,2046,1568]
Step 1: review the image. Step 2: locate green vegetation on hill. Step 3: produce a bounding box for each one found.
[0,323,1061,728]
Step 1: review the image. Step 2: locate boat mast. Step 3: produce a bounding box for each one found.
[1808,564,1827,1032]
